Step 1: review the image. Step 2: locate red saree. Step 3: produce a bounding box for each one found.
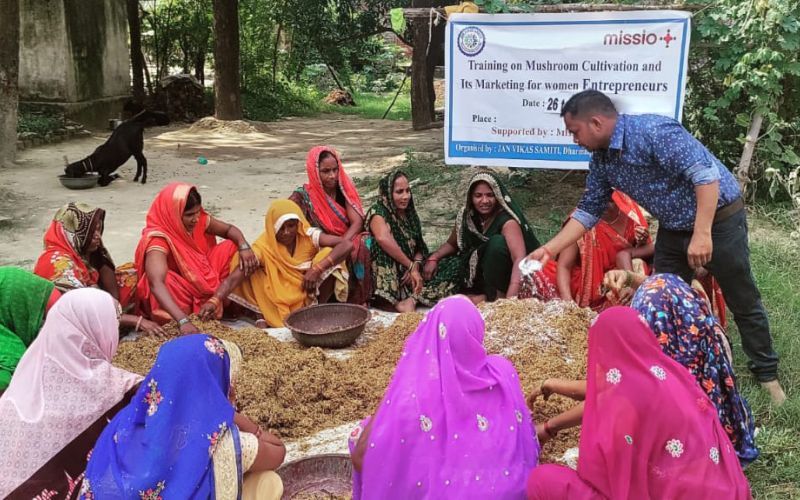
[535,192,652,310]
[133,183,236,324]
[288,145,373,304]
[33,203,138,309]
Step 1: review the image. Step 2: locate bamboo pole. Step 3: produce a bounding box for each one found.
[403,4,705,18]
[735,111,764,196]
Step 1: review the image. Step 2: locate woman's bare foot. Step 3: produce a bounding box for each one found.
[396,297,417,313]
[467,294,487,305]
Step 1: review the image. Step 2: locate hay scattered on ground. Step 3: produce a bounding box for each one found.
[114,299,593,464]
[188,116,271,134]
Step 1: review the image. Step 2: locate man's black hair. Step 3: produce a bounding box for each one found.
[560,90,618,118]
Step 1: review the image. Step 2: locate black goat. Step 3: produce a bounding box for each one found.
[64,110,170,186]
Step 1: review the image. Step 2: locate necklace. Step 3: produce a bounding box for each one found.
[602,211,621,225]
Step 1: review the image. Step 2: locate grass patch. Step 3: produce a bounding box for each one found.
[321,90,411,121]
[354,151,800,497]
[735,228,800,498]
[17,111,64,136]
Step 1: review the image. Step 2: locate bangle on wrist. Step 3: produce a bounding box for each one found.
[427,256,439,263]
[238,242,251,251]
[325,256,335,269]
[135,316,144,332]
[178,317,191,327]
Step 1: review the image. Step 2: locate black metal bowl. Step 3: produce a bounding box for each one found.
[276,453,352,499]
[58,173,99,190]
[284,303,370,349]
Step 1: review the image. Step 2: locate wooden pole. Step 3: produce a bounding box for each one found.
[735,111,764,196]
[382,70,410,119]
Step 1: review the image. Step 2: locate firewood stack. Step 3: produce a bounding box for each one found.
[155,74,208,123]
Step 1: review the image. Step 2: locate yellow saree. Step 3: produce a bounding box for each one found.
[231,200,347,327]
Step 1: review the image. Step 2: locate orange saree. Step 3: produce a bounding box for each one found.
[133,183,236,324]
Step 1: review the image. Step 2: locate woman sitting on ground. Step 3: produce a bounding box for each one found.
[34,202,163,336]
[83,334,286,499]
[366,170,463,312]
[0,267,61,392]
[532,274,758,465]
[520,192,653,310]
[289,146,372,304]
[424,171,540,303]
[0,288,141,498]
[349,295,539,499]
[230,200,351,327]
[134,183,258,334]
[526,307,751,500]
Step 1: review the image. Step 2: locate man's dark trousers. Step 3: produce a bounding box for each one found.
[653,209,779,382]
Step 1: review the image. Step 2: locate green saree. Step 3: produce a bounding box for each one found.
[0,267,54,390]
[365,170,463,307]
[456,171,540,299]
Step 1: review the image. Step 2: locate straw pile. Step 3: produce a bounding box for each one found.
[113,299,592,464]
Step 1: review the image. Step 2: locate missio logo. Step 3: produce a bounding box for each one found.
[603,29,677,48]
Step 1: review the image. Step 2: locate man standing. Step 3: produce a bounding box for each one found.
[528,90,784,404]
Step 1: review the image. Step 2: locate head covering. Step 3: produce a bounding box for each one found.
[0,288,141,495]
[0,267,55,390]
[34,203,115,290]
[455,171,540,286]
[240,200,322,326]
[365,169,428,260]
[83,334,239,499]
[353,295,539,498]
[632,274,759,464]
[301,145,365,235]
[133,183,221,300]
[574,307,751,499]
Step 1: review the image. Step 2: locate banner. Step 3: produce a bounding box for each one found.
[444,11,692,169]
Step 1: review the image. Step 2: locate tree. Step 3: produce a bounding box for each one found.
[213,0,242,120]
[128,0,146,102]
[0,0,20,168]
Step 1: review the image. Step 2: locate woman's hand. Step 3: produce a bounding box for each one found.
[634,225,649,246]
[422,259,438,280]
[238,248,259,276]
[535,422,551,445]
[603,270,635,303]
[527,379,554,409]
[198,302,216,321]
[139,318,167,338]
[179,321,201,335]
[303,267,322,293]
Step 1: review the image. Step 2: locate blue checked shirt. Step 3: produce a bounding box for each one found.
[572,114,741,232]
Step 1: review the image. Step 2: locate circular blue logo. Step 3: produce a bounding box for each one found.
[457,26,485,57]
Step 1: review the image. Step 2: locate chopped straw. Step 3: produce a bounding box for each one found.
[113,299,593,464]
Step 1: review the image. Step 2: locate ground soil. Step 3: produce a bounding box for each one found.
[0,114,442,268]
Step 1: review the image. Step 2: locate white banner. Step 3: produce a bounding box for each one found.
[444,11,692,169]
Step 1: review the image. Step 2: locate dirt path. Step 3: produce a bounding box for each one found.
[0,114,442,268]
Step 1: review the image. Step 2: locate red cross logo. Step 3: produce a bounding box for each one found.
[661,29,676,48]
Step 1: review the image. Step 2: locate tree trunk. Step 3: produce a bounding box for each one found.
[408,17,436,130]
[735,111,764,196]
[128,0,146,102]
[0,0,20,168]
[212,0,242,120]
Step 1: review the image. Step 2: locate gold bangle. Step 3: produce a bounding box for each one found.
[325,256,335,269]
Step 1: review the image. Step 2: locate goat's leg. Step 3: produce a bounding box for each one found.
[133,151,147,184]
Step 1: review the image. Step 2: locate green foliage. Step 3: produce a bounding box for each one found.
[321,90,412,120]
[690,0,800,197]
[17,111,64,136]
[242,79,323,121]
